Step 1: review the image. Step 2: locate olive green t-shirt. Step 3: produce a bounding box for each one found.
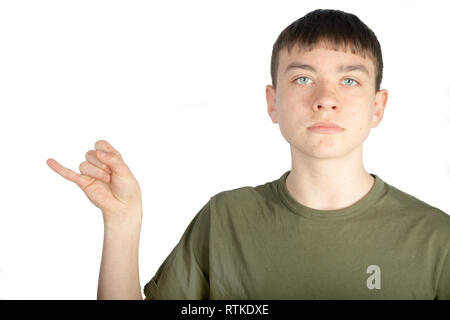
[143,170,450,300]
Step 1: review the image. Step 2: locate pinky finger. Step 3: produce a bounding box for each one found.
[47,158,84,187]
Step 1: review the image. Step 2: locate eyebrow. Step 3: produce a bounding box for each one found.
[284,62,370,77]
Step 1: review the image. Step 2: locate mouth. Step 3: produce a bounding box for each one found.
[308,121,343,129]
[307,126,345,134]
[307,122,345,134]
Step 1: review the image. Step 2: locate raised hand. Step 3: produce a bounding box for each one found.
[47,140,143,225]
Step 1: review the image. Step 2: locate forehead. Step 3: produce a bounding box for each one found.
[279,42,374,77]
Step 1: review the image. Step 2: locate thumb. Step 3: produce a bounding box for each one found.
[95,150,130,177]
[95,149,141,206]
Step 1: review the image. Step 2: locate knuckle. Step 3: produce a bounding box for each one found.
[79,161,88,170]
[109,152,117,160]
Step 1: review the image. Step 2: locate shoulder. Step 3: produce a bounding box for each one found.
[211,177,278,210]
[209,187,257,220]
[213,186,256,204]
[383,181,450,232]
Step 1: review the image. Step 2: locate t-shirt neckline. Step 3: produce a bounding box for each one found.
[277,170,386,220]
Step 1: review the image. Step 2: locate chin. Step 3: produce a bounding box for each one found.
[291,142,350,159]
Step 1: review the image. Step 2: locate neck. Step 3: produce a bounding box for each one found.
[286,145,375,211]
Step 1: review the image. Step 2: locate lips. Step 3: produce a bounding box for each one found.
[308,122,343,129]
[307,121,345,134]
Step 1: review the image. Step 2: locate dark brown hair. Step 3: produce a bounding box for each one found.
[270,9,383,92]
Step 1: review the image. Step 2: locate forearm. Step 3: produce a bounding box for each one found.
[97,219,143,300]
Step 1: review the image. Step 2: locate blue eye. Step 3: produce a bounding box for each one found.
[342,78,359,86]
[295,76,312,85]
[294,77,359,86]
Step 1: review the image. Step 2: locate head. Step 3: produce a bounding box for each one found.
[266,9,388,160]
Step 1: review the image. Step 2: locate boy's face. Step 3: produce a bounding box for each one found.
[266,42,388,160]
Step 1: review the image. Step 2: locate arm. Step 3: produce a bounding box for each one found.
[47,140,145,300]
[97,219,143,300]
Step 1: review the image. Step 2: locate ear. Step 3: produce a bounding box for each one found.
[266,84,279,124]
[371,89,388,128]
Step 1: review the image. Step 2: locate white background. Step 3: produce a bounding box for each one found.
[0,0,449,299]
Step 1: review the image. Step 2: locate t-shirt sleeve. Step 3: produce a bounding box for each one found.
[143,199,211,299]
[435,245,450,300]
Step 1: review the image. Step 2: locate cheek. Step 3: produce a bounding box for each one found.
[278,96,304,122]
[350,109,371,132]
[350,111,363,131]
[277,106,306,142]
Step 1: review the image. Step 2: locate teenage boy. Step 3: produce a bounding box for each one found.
[48,9,450,299]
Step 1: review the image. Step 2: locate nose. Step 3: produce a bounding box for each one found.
[314,104,338,111]
[312,84,340,111]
